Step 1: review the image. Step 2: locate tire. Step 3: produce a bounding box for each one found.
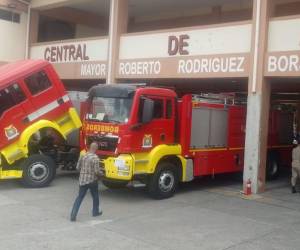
[102,179,129,189]
[21,154,56,188]
[147,162,179,199]
[266,152,280,180]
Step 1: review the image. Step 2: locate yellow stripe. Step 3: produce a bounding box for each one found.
[190,147,244,152]
[269,145,293,149]
[190,145,292,153]
[190,148,227,152]
[229,147,244,151]
[0,169,23,179]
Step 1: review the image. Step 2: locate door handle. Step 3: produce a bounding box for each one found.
[160,133,166,141]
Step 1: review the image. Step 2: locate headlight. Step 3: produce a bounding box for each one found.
[114,157,129,171]
[117,165,129,171]
[117,171,130,176]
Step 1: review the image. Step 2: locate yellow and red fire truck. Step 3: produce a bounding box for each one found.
[80,84,293,199]
[0,60,81,187]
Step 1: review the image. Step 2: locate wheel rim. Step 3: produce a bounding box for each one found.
[158,171,175,193]
[28,162,49,182]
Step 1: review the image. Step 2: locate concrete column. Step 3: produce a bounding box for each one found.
[243,0,271,194]
[106,0,128,84]
[27,9,39,59]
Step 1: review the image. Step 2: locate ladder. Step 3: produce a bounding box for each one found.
[192,93,246,105]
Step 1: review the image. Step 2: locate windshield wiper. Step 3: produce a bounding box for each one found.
[87,118,102,122]
[108,119,121,124]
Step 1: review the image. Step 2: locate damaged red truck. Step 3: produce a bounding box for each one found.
[0,60,81,187]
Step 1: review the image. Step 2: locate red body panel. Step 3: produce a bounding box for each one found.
[179,94,292,177]
[193,149,244,176]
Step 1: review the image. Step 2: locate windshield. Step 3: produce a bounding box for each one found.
[86,97,133,124]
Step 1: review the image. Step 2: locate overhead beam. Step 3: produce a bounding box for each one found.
[0,0,29,12]
[274,1,300,17]
[129,8,252,32]
[31,0,83,10]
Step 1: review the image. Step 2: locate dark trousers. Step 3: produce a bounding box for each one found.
[71,181,100,219]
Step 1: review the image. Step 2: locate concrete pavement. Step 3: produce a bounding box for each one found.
[0,172,300,250]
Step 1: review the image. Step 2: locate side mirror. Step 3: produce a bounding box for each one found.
[142,98,154,124]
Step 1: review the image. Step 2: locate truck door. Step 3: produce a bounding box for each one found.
[0,83,28,149]
[134,95,175,151]
[22,69,60,121]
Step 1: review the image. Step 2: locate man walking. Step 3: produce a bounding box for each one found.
[70,142,102,221]
[291,138,300,193]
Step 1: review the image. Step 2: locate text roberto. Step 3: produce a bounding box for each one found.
[119,61,161,75]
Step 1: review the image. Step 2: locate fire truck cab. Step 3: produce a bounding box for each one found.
[0,60,82,187]
[80,84,293,199]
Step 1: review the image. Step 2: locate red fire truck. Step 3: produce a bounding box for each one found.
[0,60,82,187]
[80,84,293,199]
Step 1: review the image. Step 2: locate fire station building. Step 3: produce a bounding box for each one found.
[1,0,300,194]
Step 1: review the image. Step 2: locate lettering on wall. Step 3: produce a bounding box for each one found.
[118,56,247,77]
[118,30,250,78]
[177,56,245,74]
[168,34,190,56]
[268,55,300,73]
[119,61,161,75]
[31,39,108,79]
[81,63,106,77]
[44,44,90,63]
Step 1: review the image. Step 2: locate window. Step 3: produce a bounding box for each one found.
[166,100,172,119]
[0,83,26,117]
[153,99,163,119]
[87,97,133,123]
[8,83,26,103]
[24,71,52,95]
[138,97,164,122]
[138,98,145,123]
[0,9,20,23]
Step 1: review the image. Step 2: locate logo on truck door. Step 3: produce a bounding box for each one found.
[4,125,19,140]
[142,135,152,148]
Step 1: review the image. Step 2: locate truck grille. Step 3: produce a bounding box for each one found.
[87,135,118,152]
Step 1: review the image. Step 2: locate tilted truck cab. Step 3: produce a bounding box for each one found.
[80,85,293,199]
[0,60,82,187]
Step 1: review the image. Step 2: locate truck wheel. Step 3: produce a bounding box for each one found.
[147,162,179,199]
[102,179,129,189]
[21,154,56,188]
[266,152,280,180]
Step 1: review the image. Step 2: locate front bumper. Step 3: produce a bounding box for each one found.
[101,154,134,181]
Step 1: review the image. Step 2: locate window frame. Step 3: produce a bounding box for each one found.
[24,70,53,96]
[138,95,166,122]
[0,8,21,23]
[166,99,173,119]
[0,82,27,118]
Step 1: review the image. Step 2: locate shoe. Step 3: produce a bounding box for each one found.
[70,217,76,222]
[93,211,103,217]
[292,186,297,193]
